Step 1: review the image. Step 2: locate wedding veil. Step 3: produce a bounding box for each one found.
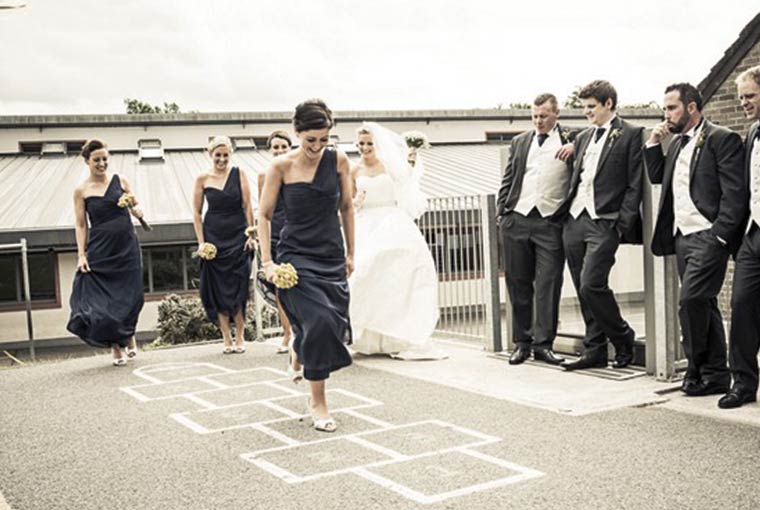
[361,121,428,219]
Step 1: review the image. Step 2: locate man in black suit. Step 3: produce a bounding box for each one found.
[721,67,760,409]
[644,83,746,397]
[496,93,575,365]
[558,80,644,371]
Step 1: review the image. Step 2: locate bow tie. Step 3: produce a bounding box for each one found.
[679,134,691,148]
[594,127,606,143]
[537,133,549,147]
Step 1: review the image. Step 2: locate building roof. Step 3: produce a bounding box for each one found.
[0,144,506,248]
[0,107,661,129]
[699,11,760,101]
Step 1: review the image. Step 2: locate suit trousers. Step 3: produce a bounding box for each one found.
[563,212,632,352]
[500,209,564,349]
[675,230,730,385]
[728,223,760,392]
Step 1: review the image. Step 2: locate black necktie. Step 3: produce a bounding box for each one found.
[594,127,606,143]
[537,133,548,147]
[754,129,760,141]
[679,134,691,149]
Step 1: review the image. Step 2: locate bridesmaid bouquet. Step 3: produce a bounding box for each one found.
[402,131,430,168]
[244,225,256,239]
[117,193,153,231]
[195,242,218,260]
[272,263,298,289]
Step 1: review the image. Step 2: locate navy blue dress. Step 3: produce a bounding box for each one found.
[257,188,287,304]
[67,175,144,348]
[200,166,252,324]
[278,149,352,380]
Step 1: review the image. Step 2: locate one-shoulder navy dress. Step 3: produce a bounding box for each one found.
[67,175,144,348]
[200,166,252,324]
[277,149,352,380]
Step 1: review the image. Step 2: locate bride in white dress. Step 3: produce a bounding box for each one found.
[349,122,446,360]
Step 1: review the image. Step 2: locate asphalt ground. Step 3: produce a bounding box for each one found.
[1,342,759,510]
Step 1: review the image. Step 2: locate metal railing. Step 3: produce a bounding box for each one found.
[0,238,35,361]
[417,194,502,351]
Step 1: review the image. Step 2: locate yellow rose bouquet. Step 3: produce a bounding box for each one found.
[117,193,152,231]
[194,242,218,261]
[402,130,430,168]
[269,262,298,289]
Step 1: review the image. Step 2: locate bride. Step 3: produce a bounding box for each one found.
[349,122,445,360]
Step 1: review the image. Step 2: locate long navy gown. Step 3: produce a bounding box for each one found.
[277,149,352,381]
[200,166,252,324]
[67,175,144,348]
[257,185,287,306]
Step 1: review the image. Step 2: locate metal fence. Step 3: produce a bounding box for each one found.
[252,194,504,351]
[418,195,501,351]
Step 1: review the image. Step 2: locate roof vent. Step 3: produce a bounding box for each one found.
[40,142,66,156]
[231,136,257,151]
[138,139,164,162]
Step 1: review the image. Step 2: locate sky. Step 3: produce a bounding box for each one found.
[0,0,759,115]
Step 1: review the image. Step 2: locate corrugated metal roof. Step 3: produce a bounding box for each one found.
[0,145,505,232]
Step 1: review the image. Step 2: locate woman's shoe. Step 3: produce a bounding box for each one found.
[305,398,337,432]
[234,344,246,354]
[222,346,233,355]
[287,363,303,384]
[276,345,289,354]
[126,347,137,359]
[112,357,127,367]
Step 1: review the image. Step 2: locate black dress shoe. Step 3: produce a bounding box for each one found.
[561,352,607,371]
[718,387,757,409]
[533,348,564,365]
[508,346,531,365]
[683,380,730,397]
[611,331,634,369]
[680,378,701,394]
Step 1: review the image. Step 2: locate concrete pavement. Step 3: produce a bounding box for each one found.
[1,339,759,510]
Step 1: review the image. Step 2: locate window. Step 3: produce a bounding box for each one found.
[0,251,58,308]
[142,245,200,294]
[231,136,257,151]
[18,140,85,155]
[138,139,164,162]
[485,131,521,143]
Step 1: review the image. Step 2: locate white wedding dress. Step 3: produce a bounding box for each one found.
[349,172,445,360]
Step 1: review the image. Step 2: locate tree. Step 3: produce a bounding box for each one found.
[124,98,181,114]
[508,102,532,110]
[564,86,583,109]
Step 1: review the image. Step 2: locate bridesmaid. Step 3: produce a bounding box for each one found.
[257,130,294,354]
[258,99,355,433]
[67,139,145,366]
[192,136,255,354]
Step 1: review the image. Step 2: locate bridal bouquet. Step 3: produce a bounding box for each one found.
[195,242,218,261]
[117,193,152,231]
[402,131,430,168]
[244,225,257,239]
[272,263,298,289]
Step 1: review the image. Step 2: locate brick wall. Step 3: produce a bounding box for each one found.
[702,40,760,320]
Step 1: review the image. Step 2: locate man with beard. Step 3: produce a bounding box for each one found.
[721,67,760,409]
[645,82,746,397]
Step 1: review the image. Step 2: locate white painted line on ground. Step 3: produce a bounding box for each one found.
[169,412,211,434]
[249,423,302,447]
[260,400,304,419]
[183,394,218,410]
[340,408,394,428]
[197,376,230,389]
[242,455,303,483]
[345,435,409,461]
[119,386,151,402]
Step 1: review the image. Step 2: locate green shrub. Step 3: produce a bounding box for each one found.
[151,289,280,347]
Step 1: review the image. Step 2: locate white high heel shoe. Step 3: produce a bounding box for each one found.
[305,397,337,433]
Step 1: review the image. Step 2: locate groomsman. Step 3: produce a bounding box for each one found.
[721,67,760,409]
[644,83,746,397]
[558,80,644,371]
[496,93,575,365]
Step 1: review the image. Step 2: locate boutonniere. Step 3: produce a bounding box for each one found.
[560,128,572,144]
[608,128,623,142]
[695,129,706,151]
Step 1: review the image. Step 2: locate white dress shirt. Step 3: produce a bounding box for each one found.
[672,120,712,236]
[748,133,760,231]
[570,117,615,219]
[513,126,570,217]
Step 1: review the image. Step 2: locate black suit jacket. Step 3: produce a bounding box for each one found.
[644,119,748,256]
[496,125,576,218]
[555,116,645,244]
